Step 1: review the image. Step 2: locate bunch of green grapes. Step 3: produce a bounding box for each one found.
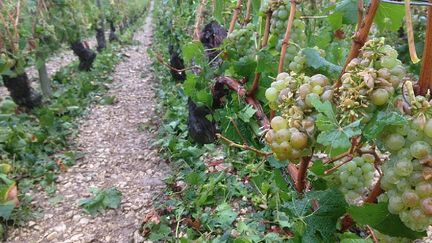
[265,116,308,162]
[268,2,307,71]
[265,72,295,110]
[326,155,375,203]
[338,38,406,118]
[270,2,306,48]
[379,114,432,231]
[225,23,255,57]
[265,73,334,162]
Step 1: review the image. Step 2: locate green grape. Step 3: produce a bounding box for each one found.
[384,133,405,151]
[265,87,278,102]
[402,190,419,207]
[380,56,398,69]
[361,163,374,174]
[407,129,424,142]
[421,198,432,215]
[345,161,357,172]
[394,160,413,176]
[275,129,291,143]
[290,131,307,149]
[424,119,432,138]
[388,196,405,214]
[416,182,432,198]
[310,74,328,87]
[371,88,389,106]
[278,9,289,20]
[396,179,410,192]
[311,85,323,95]
[410,141,431,159]
[271,116,288,131]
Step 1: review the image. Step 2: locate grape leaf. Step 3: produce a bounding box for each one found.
[79,187,122,216]
[317,120,361,156]
[209,203,238,230]
[328,0,358,29]
[303,189,348,243]
[302,48,342,78]
[213,0,224,23]
[256,49,276,73]
[327,12,343,30]
[238,105,256,123]
[310,96,361,156]
[183,75,196,97]
[374,2,405,32]
[182,41,205,66]
[363,111,407,140]
[0,202,15,220]
[348,203,427,239]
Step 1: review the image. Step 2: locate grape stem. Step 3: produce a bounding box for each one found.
[193,0,207,41]
[364,177,383,203]
[229,117,248,145]
[337,0,380,87]
[324,155,354,175]
[324,136,361,164]
[216,133,272,156]
[357,0,364,31]
[278,0,297,74]
[296,156,311,192]
[366,225,379,243]
[248,9,273,97]
[418,0,432,95]
[228,0,243,34]
[244,0,252,25]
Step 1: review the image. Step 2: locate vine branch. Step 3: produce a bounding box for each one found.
[418,0,432,95]
[216,133,272,156]
[248,10,273,97]
[244,0,252,25]
[337,0,380,87]
[296,156,311,192]
[193,0,207,41]
[228,0,243,34]
[278,0,297,74]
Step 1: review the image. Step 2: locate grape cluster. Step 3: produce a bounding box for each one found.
[265,116,308,162]
[338,38,406,117]
[265,72,295,110]
[225,23,255,57]
[270,3,306,48]
[268,2,307,71]
[265,72,333,162]
[327,155,375,202]
[265,72,333,111]
[380,117,432,231]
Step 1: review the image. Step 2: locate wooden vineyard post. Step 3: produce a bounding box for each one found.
[419,0,432,95]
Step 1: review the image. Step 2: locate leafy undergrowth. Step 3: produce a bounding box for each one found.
[79,187,122,216]
[0,19,146,228]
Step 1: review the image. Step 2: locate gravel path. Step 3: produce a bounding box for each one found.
[8,3,170,242]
